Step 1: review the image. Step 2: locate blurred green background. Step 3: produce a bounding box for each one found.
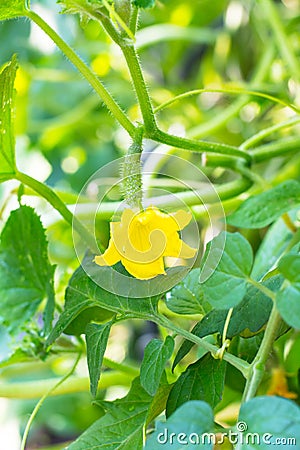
[0,0,300,448]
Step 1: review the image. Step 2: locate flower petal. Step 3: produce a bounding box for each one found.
[164,232,197,259]
[94,240,120,266]
[171,210,193,230]
[121,256,166,279]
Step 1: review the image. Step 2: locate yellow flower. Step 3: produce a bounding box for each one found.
[267,368,297,399]
[94,206,197,280]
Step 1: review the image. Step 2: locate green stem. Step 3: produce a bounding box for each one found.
[103,357,139,376]
[153,314,250,378]
[129,5,139,35]
[25,10,136,137]
[247,278,276,301]
[154,87,299,115]
[258,0,300,81]
[15,171,98,253]
[240,116,300,150]
[0,371,133,399]
[153,129,252,162]
[121,43,157,133]
[242,306,282,402]
[250,137,300,163]
[21,353,81,450]
[73,178,252,220]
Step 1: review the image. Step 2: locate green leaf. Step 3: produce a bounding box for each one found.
[172,277,281,370]
[0,0,28,21]
[68,377,153,449]
[146,376,173,425]
[238,396,300,449]
[166,354,226,417]
[64,306,115,336]
[0,206,55,335]
[46,263,159,346]
[145,400,214,449]
[200,232,253,309]
[132,0,155,9]
[277,254,300,329]
[0,347,32,368]
[166,269,211,315]
[0,55,18,177]
[85,321,113,398]
[227,180,300,229]
[251,216,294,280]
[140,336,174,395]
[278,254,300,283]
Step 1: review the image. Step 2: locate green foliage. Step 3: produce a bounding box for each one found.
[166,354,226,417]
[227,181,300,228]
[172,277,281,370]
[68,378,153,449]
[200,232,253,309]
[251,216,293,280]
[46,263,159,345]
[238,396,300,449]
[132,0,155,9]
[0,0,28,21]
[0,55,17,180]
[86,321,113,397]
[0,206,55,335]
[277,254,300,329]
[145,401,214,449]
[140,335,174,395]
[166,268,211,315]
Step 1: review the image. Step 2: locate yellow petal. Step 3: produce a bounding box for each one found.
[171,210,193,230]
[164,232,197,259]
[94,239,120,266]
[121,256,166,279]
[113,211,167,263]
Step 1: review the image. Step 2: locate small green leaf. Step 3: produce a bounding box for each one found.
[85,321,113,397]
[132,0,155,9]
[200,232,253,309]
[0,347,32,368]
[251,216,294,280]
[145,400,214,449]
[166,269,211,315]
[277,254,300,329]
[68,377,153,449]
[140,336,174,395]
[46,263,159,346]
[0,55,18,177]
[227,180,300,229]
[166,354,226,417]
[172,277,281,370]
[238,396,300,449]
[0,206,55,335]
[0,0,28,21]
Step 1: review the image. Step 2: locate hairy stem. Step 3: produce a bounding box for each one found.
[121,43,157,133]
